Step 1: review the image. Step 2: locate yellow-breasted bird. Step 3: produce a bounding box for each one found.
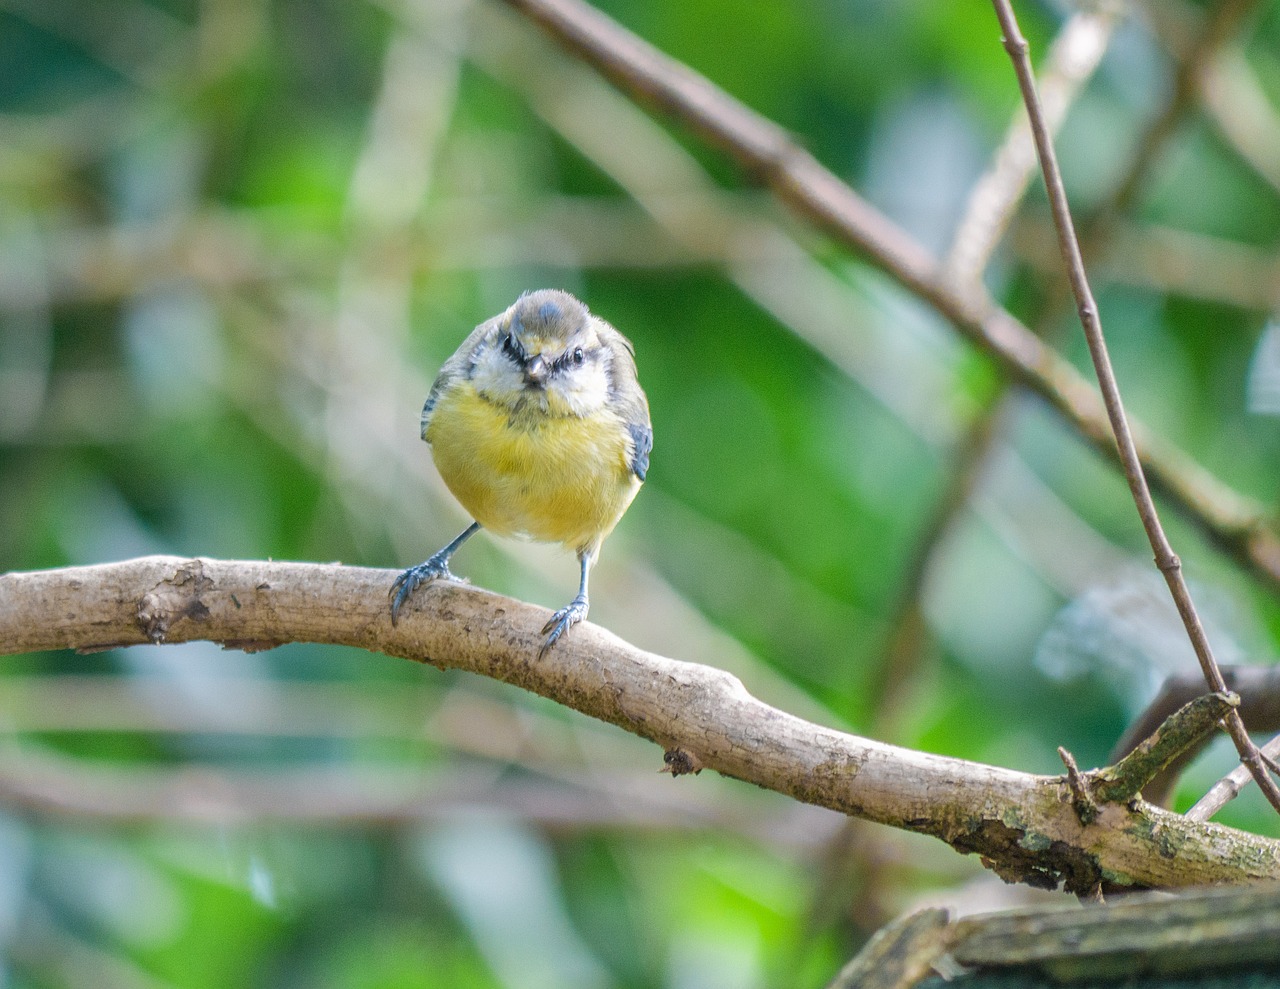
[390,289,652,651]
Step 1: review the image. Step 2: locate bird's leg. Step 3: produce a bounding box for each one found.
[540,550,593,654]
[389,521,481,624]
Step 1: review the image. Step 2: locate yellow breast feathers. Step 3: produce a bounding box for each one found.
[425,380,642,555]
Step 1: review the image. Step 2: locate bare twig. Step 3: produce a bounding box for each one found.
[946,2,1119,288]
[4,555,1280,891]
[990,0,1280,816]
[1189,732,1280,822]
[1058,746,1100,825]
[1026,0,1263,332]
[1203,46,1280,197]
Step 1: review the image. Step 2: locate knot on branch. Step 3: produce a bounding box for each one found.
[1001,34,1030,59]
[1154,549,1183,575]
[136,560,214,643]
[659,747,703,777]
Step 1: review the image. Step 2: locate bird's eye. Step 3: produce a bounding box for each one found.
[572,347,584,365]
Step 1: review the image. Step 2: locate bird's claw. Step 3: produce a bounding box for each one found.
[539,596,589,655]
[389,556,456,625]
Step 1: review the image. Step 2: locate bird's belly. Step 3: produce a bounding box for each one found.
[426,386,640,553]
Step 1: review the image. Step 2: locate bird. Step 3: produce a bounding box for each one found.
[390,289,652,652]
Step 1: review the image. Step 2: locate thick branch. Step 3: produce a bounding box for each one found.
[3,556,1280,893]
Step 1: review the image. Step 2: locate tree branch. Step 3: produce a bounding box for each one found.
[491,0,1280,597]
[1111,666,1280,808]
[3,555,1280,893]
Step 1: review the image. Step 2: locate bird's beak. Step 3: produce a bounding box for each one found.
[524,355,547,386]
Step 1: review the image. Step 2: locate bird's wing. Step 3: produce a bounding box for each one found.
[421,317,500,441]
[627,420,652,481]
[597,319,652,483]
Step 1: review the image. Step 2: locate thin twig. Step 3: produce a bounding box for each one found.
[1189,732,1280,821]
[945,2,1119,288]
[876,7,1120,724]
[1028,0,1263,331]
[1058,746,1100,825]
[990,0,1280,817]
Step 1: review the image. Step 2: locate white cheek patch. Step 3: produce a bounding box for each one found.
[471,351,528,406]
[548,361,610,417]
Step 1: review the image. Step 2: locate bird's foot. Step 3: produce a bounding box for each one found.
[539,595,589,655]
[389,555,459,625]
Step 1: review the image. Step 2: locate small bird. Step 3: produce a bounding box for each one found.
[390,289,652,652]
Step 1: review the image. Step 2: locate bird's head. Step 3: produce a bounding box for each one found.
[472,289,614,418]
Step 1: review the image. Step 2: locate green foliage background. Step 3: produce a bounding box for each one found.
[4,0,1280,985]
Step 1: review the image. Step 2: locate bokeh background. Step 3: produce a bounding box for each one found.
[5,0,1280,985]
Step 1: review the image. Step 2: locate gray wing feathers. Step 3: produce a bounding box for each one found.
[597,319,652,483]
[420,318,500,440]
[627,421,652,481]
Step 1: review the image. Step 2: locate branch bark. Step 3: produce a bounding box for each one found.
[3,555,1280,893]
